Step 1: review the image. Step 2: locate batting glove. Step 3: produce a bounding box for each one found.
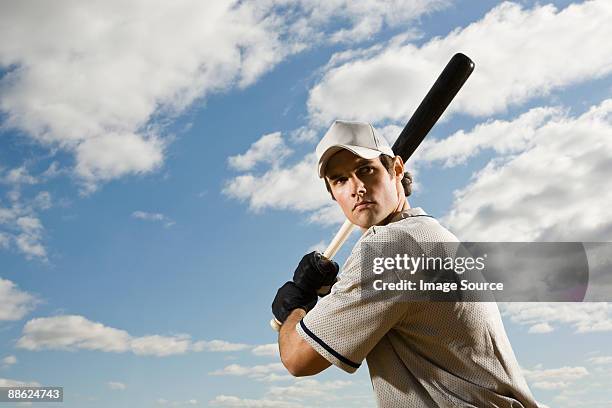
[292,251,339,297]
[272,281,318,324]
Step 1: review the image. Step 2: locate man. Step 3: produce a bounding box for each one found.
[272,120,538,407]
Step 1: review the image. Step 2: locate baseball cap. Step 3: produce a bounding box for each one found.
[316,120,394,178]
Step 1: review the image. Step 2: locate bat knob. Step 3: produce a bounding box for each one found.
[270,318,281,332]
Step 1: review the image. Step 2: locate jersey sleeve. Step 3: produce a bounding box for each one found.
[296,235,409,373]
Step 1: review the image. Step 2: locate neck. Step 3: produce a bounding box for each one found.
[385,197,410,224]
[359,198,411,232]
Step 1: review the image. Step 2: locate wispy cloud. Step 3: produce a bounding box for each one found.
[156,398,198,406]
[210,379,358,407]
[209,363,290,382]
[16,315,249,356]
[251,344,279,357]
[196,340,251,353]
[228,132,292,171]
[412,107,561,168]
[1,166,38,185]
[223,153,332,216]
[1,194,51,260]
[1,355,17,369]
[522,364,589,390]
[266,379,352,400]
[587,356,612,365]
[527,322,554,334]
[0,278,39,321]
[132,211,175,228]
[501,303,612,334]
[0,377,39,387]
[210,395,302,408]
[107,381,126,390]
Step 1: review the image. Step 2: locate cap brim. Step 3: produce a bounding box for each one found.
[318,144,385,178]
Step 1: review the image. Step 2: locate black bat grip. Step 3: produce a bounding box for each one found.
[392,53,475,161]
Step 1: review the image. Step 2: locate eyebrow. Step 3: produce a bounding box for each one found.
[326,158,374,180]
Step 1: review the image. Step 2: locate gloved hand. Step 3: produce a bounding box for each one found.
[272,281,318,324]
[292,251,340,297]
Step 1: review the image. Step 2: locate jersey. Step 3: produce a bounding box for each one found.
[296,207,539,408]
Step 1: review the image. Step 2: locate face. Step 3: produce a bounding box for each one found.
[325,150,404,229]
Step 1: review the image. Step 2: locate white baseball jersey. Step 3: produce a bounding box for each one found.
[296,207,538,407]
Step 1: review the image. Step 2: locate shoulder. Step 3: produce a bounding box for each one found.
[366,213,459,244]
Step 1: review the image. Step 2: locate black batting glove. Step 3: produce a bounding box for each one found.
[292,251,340,297]
[272,281,318,324]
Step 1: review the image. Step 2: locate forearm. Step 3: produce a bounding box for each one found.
[279,308,306,347]
[279,308,307,373]
[278,308,330,376]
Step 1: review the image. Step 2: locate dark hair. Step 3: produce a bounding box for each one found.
[323,155,413,200]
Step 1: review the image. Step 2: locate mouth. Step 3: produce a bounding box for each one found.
[353,201,375,211]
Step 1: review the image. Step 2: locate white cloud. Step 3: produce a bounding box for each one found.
[17,315,132,352]
[441,100,612,242]
[306,240,327,254]
[156,398,198,406]
[15,231,47,259]
[0,192,50,260]
[131,335,197,357]
[251,344,279,357]
[0,0,285,189]
[307,1,612,124]
[1,355,17,368]
[210,395,302,408]
[0,278,38,321]
[75,133,164,191]
[209,363,288,382]
[501,303,612,334]
[16,315,249,356]
[279,0,448,45]
[0,0,447,190]
[289,127,318,144]
[223,153,330,214]
[527,322,553,334]
[2,166,38,185]
[195,340,250,353]
[210,378,369,407]
[266,379,352,400]
[413,107,560,167]
[522,365,589,390]
[588,356,612,365]
[0,233,9,249]
[0,377,40,387]
[33,191,52,210]
[16,216,43,233]
[132,211,175,228]
[107,381,126,390]
[228,132,292,171]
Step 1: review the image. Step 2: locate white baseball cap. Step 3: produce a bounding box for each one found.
[316,120,394,178]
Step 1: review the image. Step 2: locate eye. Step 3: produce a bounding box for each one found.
[358,166,374,175]
[333,177,347,185]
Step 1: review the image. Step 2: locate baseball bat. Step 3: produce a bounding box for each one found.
[271,53,475,332]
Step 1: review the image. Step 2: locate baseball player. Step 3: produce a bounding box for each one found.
[272,120,539,407]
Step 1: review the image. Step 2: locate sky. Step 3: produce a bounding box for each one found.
[1,0,612,407]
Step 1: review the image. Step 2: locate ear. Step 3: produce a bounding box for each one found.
[393,156,405,179]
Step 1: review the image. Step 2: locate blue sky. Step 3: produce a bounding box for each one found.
[1,0,612,407]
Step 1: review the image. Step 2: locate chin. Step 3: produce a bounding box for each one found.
[351,214,381,229]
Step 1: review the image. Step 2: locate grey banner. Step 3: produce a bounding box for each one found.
[358,242,610,302]
[0,386,63,402]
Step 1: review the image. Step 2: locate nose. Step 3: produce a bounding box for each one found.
[349,176,366,197]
